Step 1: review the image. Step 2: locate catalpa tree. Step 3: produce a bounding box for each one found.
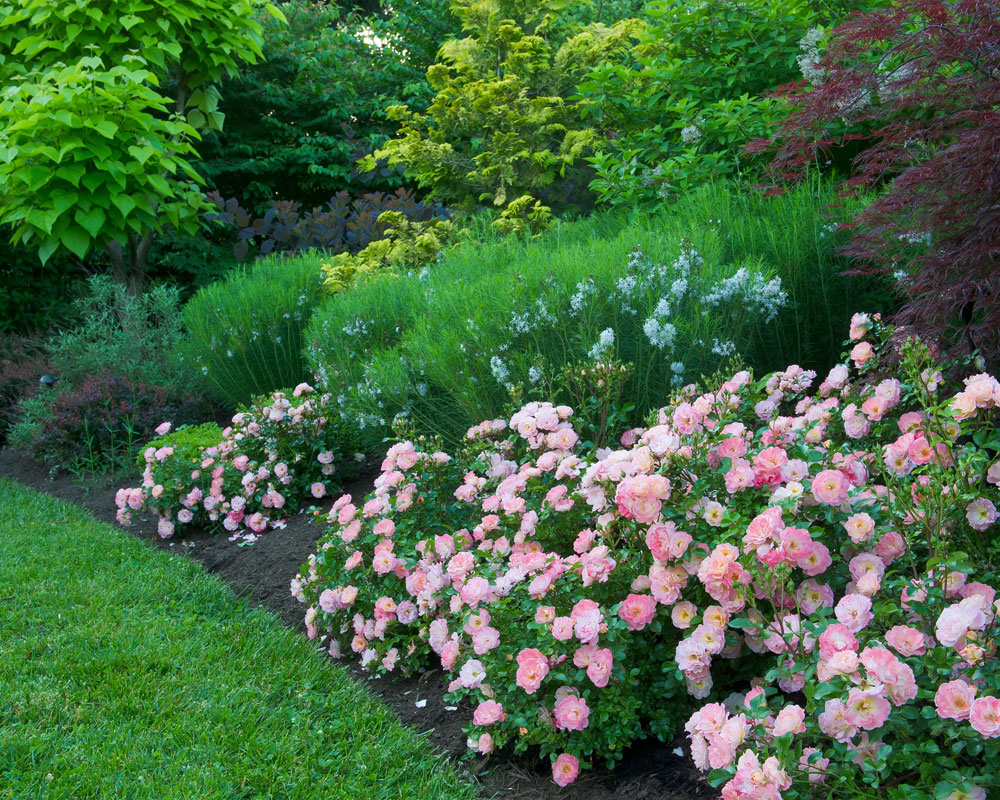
[0,0,285,294]
[749,0,1000,367]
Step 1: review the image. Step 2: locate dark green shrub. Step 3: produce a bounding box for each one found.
[0,335,51,445]
[182,253,325,408]
[49,275,199,393]
[193,0,462,211]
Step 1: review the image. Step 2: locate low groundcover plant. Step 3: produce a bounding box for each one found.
[294,315,998,796]
[116,384,357,542]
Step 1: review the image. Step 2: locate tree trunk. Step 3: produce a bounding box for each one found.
[106,230,152,296]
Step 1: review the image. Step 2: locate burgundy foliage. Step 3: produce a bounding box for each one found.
[33,371,207,470]
[750,0,1000,365]
[207,187,451,261]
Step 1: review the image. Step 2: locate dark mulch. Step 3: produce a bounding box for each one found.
[0,447,715,800]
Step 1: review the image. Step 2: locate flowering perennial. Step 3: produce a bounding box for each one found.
[116,385,355,542]
[296,317,999,795]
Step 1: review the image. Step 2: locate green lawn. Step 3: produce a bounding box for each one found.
[0,479,479,800]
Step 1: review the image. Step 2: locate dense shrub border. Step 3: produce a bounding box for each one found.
[117,385,358,542]
[294,316,998,796]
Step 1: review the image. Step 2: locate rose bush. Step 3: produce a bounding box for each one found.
[294,316,999,795]
[116,384,358,542]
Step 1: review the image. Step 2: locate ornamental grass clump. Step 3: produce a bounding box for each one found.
[295,314,998,795]
[116,384,357,542]
[306,180,885,451]
[182,253,326,407]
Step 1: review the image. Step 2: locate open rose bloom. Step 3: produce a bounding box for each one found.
[295,318,999,794]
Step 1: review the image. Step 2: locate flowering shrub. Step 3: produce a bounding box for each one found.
[116,384,358,542]
[295,315,999,793]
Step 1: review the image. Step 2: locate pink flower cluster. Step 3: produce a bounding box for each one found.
[296,315,1000,792]
[116,385,352,541]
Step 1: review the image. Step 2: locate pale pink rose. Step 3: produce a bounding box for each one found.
[458,658,486,688]
[849,312,871,340]
[970,696,1000,738]
[936,597,987,647]
[835,594,873,633]
[310,482,326,498]
[671,601,697,629]
[552,753,579,787]
[155,421,171,436]
[843,512,876,544]
[850,341,874,366]
[885,625,926,657]
[966,498,998,531]
[812,469,849,506]
[935,680,977,721]
[772,704,806,736]
[515,648,549,694]
[473,699,504,726]
[817,623,858,660]
[552,694,590,731]
[845,688,891,731]
[551,616,574,641]
[461,576,491,607]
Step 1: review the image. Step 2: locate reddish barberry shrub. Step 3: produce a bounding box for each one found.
[750,0,1000,366]
[31,371,207,472]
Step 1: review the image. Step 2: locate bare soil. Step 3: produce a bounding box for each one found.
[0,447,715,800]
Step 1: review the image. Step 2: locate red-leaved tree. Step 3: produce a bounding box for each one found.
[750,0,1000,366]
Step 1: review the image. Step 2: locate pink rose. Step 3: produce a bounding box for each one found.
[884,625,926,657]
[618,593,657,631]
[970,696,1000,738]
[772,704,806,736]
[552,694,590,731]
[472,699,504,726]
[835,594,873,633]
[812,469,849,506]
[552,753,579,787]
[935,680,977,721]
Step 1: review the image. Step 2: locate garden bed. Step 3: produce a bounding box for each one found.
[0,447,712,800]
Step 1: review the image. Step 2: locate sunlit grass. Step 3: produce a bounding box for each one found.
[0,479,479,800]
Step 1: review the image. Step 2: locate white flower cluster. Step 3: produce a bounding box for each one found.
[672,246,704,277]
[701,267,788,323]
[680,124,702,145]
[797,27,826,85]
[588,328,616,361]
[342,317,369,337]
[898,230,932,247]
[570,278,597,315]
[643,316,678,350]
[490,355,510,385]
[711,338,737,357]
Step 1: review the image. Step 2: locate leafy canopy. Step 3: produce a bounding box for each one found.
[0,0,284,281]
[362,0,642,213]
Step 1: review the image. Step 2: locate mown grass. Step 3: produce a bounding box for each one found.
[0,479,479,800]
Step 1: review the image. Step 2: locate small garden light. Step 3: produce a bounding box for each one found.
[39,374,56,389]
